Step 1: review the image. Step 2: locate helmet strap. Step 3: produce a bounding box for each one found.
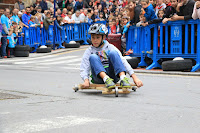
[97,35,104,48]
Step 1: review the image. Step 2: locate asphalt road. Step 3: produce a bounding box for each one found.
[0,47,200,133]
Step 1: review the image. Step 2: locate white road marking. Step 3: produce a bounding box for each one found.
[0,54,63,63]
[0,112,11,115]
[39,58,82,65]
[14,56,77,64]
[2,115,111,133]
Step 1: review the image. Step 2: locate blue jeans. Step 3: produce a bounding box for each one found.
[1,35,7,57]
[89,50,126,84]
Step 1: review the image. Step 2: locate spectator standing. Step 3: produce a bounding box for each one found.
[22,7,32,26]
[141,0,157,21]
[102,0,108,9]
[136,13,147,27]
[75,0,83,11]
[30,5,37,15]
[72,10,83,23]
[149,0,157,8]
[99,12,105,21]
[155,0,166,16]
[170,0,195,21]
[56,8,62,15]
[11,9,20,24]
[43,12,55,30]
[92,9,100,22]
[121,16,130,54]
[88,1,95,8]
[28,16,38,27]
[94,0,101,7]
[14,0,25,11]
[47,0,59,9]
[56,0,63,9]
[162,0,178,23]
[64,11,75,24]
[0,8,4,17]
[18,11,23,21]
[65,0,74,9]
[164,0,176,18]
[42,10,49,21]
[128,0,142,25]
[83,0,90,8]
[36,6,43,14]
[33,0,41,8]
[103,8,109,21]
[110,18,120,34]
[87,13,93,25]
[122,0,128,7]
[61,8,68,18]
[1,8,12,58]
[40,0,48,13]
[192,0,200,19]
[35,13,44,28]
[80,9,88,23]
[0,7,3,54]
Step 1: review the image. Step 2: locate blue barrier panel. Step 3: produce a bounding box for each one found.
[48,25,54,45]
[62,23,89,44]
[145,20,200,72]
[54,25,64,49]
[126,19,200,72]
[94,21,107,25]
[23,27,30,46]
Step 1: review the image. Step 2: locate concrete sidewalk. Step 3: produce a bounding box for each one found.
[133,68,200,76]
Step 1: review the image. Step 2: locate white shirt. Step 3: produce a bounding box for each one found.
[72,13,82,23]
[64,16,74,23]
[79,13,88,23]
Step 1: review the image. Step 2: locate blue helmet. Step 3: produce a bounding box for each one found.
[88,23,108,35]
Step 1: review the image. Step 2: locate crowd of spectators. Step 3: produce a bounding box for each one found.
[0,0,200,58]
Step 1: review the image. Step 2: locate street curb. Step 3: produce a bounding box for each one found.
[134,70,200,76]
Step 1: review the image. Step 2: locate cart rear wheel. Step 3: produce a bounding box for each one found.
[74,85,79,92]
[132,86,137,92]
[115,86,118,97]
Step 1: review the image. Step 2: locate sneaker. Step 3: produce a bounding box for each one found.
[105,78,116,89]
[120,77,131,88]
[3,56,7,58]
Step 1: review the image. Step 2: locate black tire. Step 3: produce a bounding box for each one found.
[125,56,139,69]
[15,45,30,51]
[74,87,79,92]
[132,86,137,92]
[162,59,193,71]
[46,44,53,48]
[65,43,80,48]
[14,51,29,57]
[36,47,52,53]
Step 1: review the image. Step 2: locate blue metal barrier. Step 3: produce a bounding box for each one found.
[127,19,200,72]
[17,21,106,51]
[62,23,89,44]
[94,21,107,25]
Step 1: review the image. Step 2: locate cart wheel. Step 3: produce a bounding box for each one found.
[115,86,118,97]
[132,86,137,92]
[74,85,79,92]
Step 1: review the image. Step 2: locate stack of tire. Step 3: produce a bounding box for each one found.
[162,57,193,71]
[65,41,80,48]
[14,45,30,57]
[124,56,139,69]
[36,46,52,53]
